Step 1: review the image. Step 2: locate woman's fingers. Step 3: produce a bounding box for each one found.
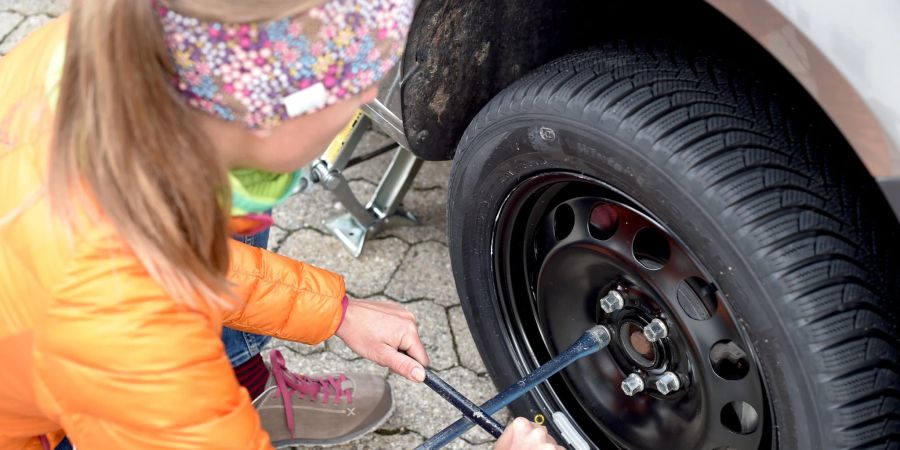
[493,418,520,449]
[398,325,430,367]
[335,297,430,382]
[376,343,426,382]
[494,418,563,450]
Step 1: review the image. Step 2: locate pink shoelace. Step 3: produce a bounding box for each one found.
[269,350,353,436]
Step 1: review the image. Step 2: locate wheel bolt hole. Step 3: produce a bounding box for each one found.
[720,401,759,435]
[553,204,575,241]
[710,340,750,380]
[632,227,671,270]
[589,203,619,240]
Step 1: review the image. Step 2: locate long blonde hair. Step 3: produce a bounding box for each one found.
[48,0,322,310]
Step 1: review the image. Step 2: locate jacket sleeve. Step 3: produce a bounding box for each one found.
[223,239,345,345]
[33,228,274,450]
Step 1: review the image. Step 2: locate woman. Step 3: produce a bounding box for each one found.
[0,1,562,448]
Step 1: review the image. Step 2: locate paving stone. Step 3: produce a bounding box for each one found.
[273,162,445,245]
[325,335,358,361]
[284,424,494,449]
[271,190,324,232]
[403,300,456,371]
[448,305,487,374]
[412,160,452,190]
[446,440,494,450]
[265,344,389,378]
[338,133,449,191]
[382,221,446,246]
[382,186,448,245]
[279,229,409,298]
[381,370,457,438]
[323,298,454,370]
[0,0,68,16]
[0,12,23,47]
[266,226,289,252]
[385,241,457,307]
[324,430,425,450]
[0,14,49,55]
[267,337,325,357]
[272,179,374,232]
[340,132,395,184]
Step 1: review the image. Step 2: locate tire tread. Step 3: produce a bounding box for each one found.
[451,41,899,449]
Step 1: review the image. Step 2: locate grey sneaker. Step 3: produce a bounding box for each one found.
[254,350,393,448]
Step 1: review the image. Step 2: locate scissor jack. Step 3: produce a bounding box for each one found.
[300,100,424,257]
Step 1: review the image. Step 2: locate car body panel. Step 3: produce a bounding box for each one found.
[708,0,900,217]
[398,0,900,220]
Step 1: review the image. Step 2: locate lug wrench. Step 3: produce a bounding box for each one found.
[422,370,505,438]
[416,325,612,450]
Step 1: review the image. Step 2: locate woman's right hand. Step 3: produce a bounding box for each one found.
[494,418,564,450]
[334,297,430,382]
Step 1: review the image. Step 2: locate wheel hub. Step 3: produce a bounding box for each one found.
[493,172,769,449]
[624,322,654,364]
[597,286,689,397]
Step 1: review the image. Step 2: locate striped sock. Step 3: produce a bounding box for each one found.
[234,353,270,399]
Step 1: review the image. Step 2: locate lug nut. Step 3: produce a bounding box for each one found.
[656,371,681,395]
[643,318,668,342]
[621,373,645,396]
[600,290,625,314]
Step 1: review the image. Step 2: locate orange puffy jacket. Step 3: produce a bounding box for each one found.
[0,17,345,450]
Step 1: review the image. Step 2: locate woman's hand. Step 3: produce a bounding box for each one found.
[335,298,430,382]
[494,418,564,450]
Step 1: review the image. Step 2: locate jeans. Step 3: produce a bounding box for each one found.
[226,225,273,365]
[54,225,274,450]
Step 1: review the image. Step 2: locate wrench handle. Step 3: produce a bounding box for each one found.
[423,370,504,438]
[416,325,611,450]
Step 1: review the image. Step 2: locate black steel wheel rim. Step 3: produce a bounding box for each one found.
[491,171,772,449]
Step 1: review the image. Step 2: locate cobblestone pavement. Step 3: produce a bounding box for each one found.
[2,2,502,448]
[268,137,505,449]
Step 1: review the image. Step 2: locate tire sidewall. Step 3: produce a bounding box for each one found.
[449,113,822,449]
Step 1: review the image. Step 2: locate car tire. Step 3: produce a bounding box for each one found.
[448,43,899,449]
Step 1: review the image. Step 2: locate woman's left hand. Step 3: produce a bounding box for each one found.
[335,297,430,382]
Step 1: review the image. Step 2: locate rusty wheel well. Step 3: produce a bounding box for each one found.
[400,0,808,162]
